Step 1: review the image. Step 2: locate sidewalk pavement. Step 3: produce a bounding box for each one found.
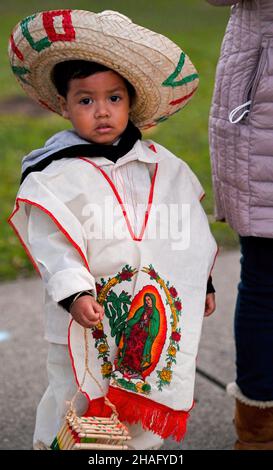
[0,249,240,450]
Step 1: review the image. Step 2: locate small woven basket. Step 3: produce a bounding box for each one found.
[51,327,131,450]
[51,406,131,450]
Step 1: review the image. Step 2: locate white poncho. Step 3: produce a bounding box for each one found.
[9,138,217,441]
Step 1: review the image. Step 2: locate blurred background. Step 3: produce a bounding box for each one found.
[0,0,238,282]
[0,1,241,451]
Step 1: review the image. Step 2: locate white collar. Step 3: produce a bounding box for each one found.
[87,140,165,168]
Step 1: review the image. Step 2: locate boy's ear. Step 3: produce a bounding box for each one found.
[57,95,69,119]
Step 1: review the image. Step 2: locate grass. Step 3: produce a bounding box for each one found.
[0,0,238,281]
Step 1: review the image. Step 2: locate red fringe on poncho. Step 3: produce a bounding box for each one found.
[84,386,191,442]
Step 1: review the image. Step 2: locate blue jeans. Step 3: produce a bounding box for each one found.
[235,236,273,401]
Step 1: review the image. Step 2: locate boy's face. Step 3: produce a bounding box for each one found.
[58,70,131,144]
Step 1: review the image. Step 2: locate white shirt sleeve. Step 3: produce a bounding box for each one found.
[27,205,96,303]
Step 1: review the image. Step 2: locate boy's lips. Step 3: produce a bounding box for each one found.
[95,124,113,134]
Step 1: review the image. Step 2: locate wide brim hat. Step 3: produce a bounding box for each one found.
[9,9,199,130]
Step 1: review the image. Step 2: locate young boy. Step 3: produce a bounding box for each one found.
[8,10,217,450]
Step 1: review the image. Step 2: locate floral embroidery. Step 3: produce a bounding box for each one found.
[100,361,112,377]
[91,265,137,379]
[159,368,172,384]
[141,265,182,390]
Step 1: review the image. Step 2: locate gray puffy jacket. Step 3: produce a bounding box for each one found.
[208,0,273,237]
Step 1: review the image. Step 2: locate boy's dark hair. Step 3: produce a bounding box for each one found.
[51,60,135,104]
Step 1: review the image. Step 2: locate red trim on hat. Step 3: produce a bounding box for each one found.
[38,100,55,113]
[169,88,197,106]
[8,198,90,274]
[79,150,158,242]
[10,34,24,61]
[43,10,76,42]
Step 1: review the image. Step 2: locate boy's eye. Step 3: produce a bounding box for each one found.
[110,95,121,103]
[80,98,93,105]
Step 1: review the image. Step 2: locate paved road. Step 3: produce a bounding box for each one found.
[0,249,240,450]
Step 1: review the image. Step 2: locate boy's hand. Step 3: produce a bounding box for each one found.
[70,295,104,328]
[204,293,216,317]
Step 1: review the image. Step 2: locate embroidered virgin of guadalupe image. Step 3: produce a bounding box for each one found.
[117,292,160,378]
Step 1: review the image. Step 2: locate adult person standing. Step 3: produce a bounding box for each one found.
[206,0,273,450]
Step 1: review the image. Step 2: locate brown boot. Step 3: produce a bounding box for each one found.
[234,399,273,450]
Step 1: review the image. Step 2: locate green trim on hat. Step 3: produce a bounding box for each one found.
[12,65,31,85]
[162,52,198,88]
[21,15,52,52]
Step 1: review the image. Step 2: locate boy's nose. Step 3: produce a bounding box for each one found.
[94,102,110,118]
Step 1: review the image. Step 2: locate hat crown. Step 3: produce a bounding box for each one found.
[98,10,133,24]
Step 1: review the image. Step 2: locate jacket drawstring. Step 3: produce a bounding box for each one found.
[229,100,251,124]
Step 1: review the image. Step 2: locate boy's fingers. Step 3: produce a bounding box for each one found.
[94,305,104,320]
[71,298,104,327]
[86,307,100,321]
[74,315,93,328]
[95,302,104,313]
[82,312,100,328]
[88,303,104,324]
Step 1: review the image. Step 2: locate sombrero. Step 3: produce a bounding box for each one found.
[9,9,199,129]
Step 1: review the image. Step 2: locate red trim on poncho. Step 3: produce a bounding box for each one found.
[79,144,158,242]
[84,386,192,442]
[8,197,90,274]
